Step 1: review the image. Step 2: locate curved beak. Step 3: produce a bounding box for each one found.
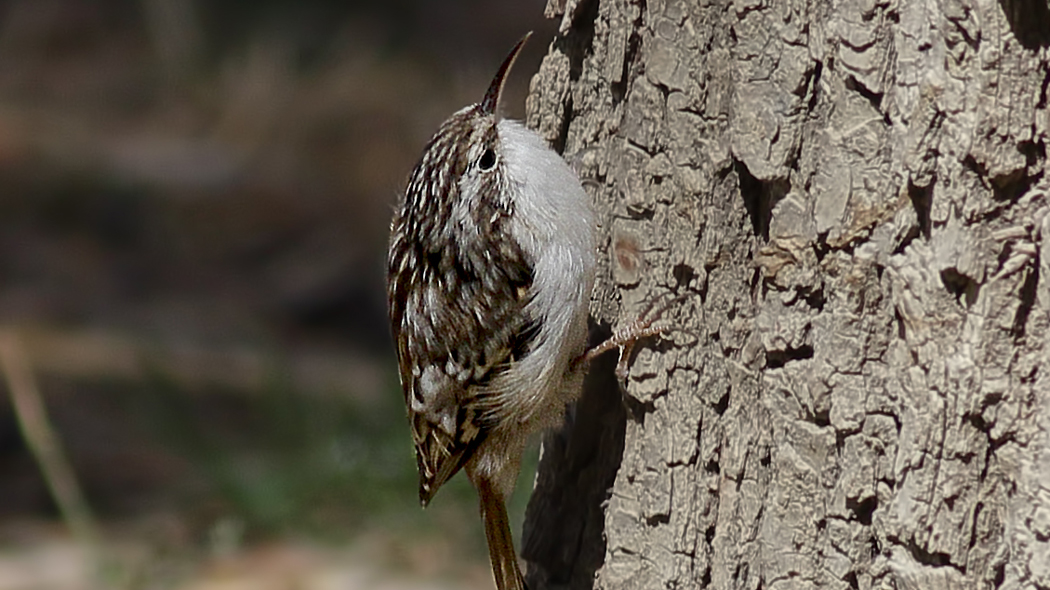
[480,31,533,117]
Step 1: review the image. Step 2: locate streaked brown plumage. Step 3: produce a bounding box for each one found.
[386,33,596,590]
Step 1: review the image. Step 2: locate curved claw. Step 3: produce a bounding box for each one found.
[582,292,689,379]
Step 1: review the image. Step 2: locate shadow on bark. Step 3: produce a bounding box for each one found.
[999,0,1050,49]
[547,0,599,155]
[522,320,626,590]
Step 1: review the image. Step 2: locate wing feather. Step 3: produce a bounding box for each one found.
[387,135,535,503]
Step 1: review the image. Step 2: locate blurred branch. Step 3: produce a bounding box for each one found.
[10,326,386,400]
[0,330,103,576]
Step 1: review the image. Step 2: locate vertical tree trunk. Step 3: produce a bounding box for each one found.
[521,1,1050,589]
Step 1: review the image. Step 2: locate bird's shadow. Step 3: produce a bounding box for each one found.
[521,319,627,590]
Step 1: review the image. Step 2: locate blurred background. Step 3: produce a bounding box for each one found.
[0,1,557,588]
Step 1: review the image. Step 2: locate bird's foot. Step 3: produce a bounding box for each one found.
[583,292,686,380]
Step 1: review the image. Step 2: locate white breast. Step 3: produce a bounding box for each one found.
[490,119,597,425]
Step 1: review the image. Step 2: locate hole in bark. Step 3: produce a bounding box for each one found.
[845,572,860,590]
[803,287,826,311]
[1022,138,1046,170]
[994,562,1006,586]
[815,235,831,262]
[998,0,1050,49]
[847,495,877,525]
[713,391,729,415]
[759,451,771,467]
[705,524,716,543]
[1011,264,1038,338]
[967,412,989,433]
[907,180,933,239]
[673,263,696,290]
[811,409,830,427]
[870,534,882,558]
[983,391,1005,409]
[704,459,720,474]
[736,159,765,238]
[700,567,712,587]
[765,344,814,368]
[945,494,957,510]
[940,268,979,307]
[734,159,788,240]
[906,539,956,569]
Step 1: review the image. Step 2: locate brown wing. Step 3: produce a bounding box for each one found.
[386,127,535,505]
[387,233,535,505]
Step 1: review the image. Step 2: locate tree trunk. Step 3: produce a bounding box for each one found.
[521,1,1050,589]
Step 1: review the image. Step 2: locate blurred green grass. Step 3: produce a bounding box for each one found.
[115,361,537,562]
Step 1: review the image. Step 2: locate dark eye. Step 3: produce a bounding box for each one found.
[479,148,496,171]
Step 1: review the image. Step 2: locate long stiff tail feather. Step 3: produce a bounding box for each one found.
[477,477,526,590]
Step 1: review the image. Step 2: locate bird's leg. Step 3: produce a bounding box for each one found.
[583,293,686,380]
[477,476,527,590]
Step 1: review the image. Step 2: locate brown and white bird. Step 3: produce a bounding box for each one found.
[386,33,597,590]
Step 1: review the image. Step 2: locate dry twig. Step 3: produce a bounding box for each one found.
[0,330,104,580]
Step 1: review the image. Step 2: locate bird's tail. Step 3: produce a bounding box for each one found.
[477,476,526,590]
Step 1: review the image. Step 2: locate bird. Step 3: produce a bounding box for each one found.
[387,32,675,590]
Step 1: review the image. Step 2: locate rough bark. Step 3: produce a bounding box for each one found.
[521,1,1050,589]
